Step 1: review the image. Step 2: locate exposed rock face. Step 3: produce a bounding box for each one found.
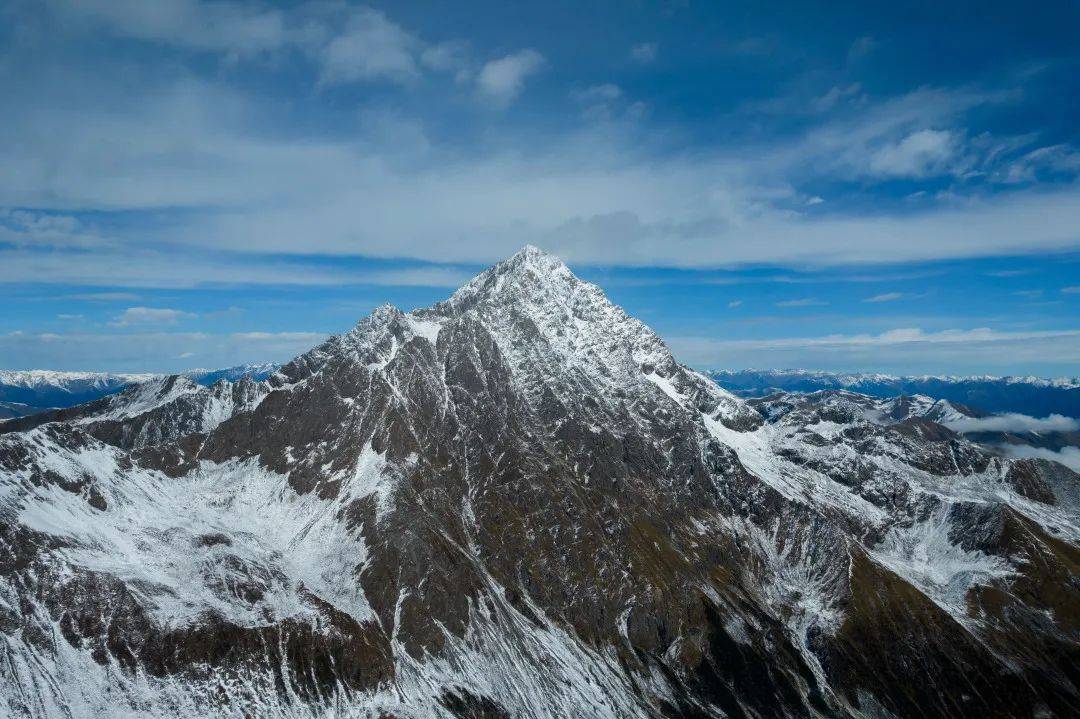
[1,246,1078,718]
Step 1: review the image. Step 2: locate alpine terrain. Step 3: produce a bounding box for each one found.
[1,246,1078,718]
[0,365,280,420]
[710,369,1080,419]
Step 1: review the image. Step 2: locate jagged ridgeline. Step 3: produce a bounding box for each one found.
[1,247,1078,718]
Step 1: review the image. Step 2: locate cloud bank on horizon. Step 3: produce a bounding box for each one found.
[2,0,1079,374]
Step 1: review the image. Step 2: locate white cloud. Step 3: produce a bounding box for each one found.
[318,7,421,86]
[995,444,1080,472]
[109,307,197,327]
[476,49,545,106]
[775,298,827,307]
[864,292,903,303]
[57,314,83,320]
[1063,286,1080,294]
[630,42,657,64]
[943,413,1080,434]
[727,299,743,308]
[866,129,958,178]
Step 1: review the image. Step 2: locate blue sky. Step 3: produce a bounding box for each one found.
[2,0,1079,375]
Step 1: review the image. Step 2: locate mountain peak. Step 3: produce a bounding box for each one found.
[442,245,577,312]
[489,244,571,281]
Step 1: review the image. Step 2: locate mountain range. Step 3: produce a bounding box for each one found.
[0,364,280,420]
[711,369,1080,419]
[1,247,1077,718]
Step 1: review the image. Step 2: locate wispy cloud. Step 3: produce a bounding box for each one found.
[727,299,743,308]
[109,307,197,327]
[775,298,827,307]
[317,7,421,87]
[864,292,903,303]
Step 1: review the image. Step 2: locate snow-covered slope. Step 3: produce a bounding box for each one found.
[1,247,1078,718]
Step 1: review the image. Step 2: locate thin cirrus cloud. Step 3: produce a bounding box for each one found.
[864,292,903,303]
[775,298,827,307]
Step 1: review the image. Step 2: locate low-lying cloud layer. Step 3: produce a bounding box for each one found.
[944,413,1080,434]
[995,444,1080,472]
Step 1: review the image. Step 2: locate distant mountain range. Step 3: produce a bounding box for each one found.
[710,368,1080,419]
[0,364,279,419]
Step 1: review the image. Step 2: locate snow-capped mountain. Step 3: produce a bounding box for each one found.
[0,364,279,420]
[0,370,155,419]
[1,247,1078,718]
[711,368,1080,418]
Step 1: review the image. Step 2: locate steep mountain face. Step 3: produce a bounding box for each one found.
[712,369,1080,419]
[1,247,1078,718]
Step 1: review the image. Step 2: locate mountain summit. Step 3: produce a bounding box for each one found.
[2,248,1078,718]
